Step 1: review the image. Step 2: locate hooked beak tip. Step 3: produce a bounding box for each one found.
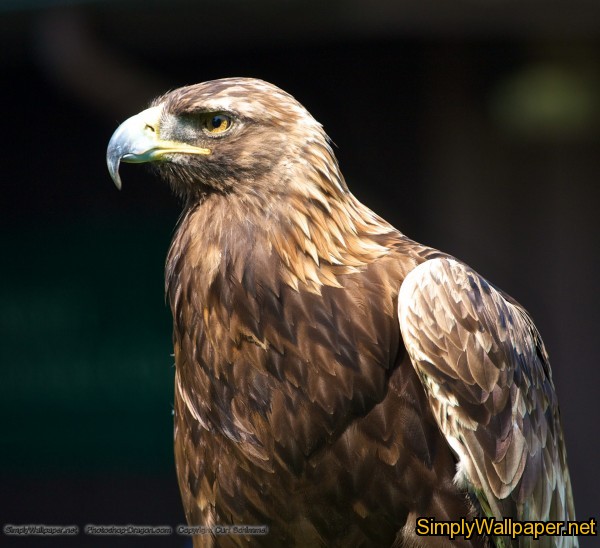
[106,146,123,190]
[106,106,163,190]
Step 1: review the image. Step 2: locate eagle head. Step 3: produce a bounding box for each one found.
[107,77,341,202]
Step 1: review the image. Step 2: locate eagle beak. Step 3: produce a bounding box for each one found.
[106,105,211,190]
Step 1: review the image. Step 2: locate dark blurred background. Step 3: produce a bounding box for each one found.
[1,0,598,546]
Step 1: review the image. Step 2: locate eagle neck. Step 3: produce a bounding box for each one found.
[166,177,403,313]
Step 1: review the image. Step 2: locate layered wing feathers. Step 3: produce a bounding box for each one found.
[398,257,576,546]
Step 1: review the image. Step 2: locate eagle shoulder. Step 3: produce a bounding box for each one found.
[398,257,577,547]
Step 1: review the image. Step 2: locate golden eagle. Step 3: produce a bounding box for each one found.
[107,78,576,547]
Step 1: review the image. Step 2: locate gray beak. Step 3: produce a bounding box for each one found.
[106,105,210,189]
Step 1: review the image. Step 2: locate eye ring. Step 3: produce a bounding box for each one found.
[204,113,232,135]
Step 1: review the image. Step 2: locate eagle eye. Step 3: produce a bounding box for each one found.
[204,113,232,135]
